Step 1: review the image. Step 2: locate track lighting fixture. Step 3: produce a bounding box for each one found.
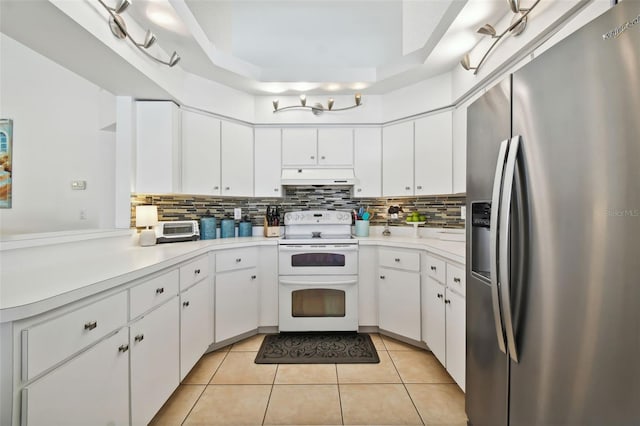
[460,0,540,75]
[97,0,181,67]
[272,93,363,115]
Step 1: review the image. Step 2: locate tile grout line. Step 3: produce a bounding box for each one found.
[386,349,426,426]
[261,362,279,425]
[335,363,345,425]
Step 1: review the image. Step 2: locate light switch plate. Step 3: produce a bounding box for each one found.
[234,208,241,220]
[71,180,87,190]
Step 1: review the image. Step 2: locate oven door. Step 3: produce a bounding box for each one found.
[278,244,358,275]
[278,275,358,332]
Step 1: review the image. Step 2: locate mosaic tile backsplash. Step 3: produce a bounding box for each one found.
[131,187,466,229]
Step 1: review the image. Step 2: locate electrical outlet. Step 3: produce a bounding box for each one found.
[71,180,87,190]
[234,208,242,220]
[460,206,467,220]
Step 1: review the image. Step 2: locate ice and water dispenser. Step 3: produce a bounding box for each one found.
[471,202,492,280]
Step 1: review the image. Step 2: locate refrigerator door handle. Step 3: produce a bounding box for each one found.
[499,135,521,363]
[489,139,509,355]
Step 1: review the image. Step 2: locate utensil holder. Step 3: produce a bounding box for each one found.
[263,217,281,237]
[355,220,370,237]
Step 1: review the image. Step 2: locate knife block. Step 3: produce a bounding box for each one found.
[263,217,280,237]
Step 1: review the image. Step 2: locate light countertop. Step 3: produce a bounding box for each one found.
[1,229,465,323]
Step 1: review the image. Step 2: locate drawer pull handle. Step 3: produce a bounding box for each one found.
[437,293,443,299]
[183,301,190,307]
[380,275,385,279]
[156,287,165,295]
[274,188,279,192]
[236,258,242,263]
[194,269,201,275]
[321,156,326,160]
[84,321,97,331]
[251,275,257,280]
[405,186,411,190]
[417,185,423,190]
[134,334,144,343]
[213,186,219,190]
[394,258,400,262]
[118,344,129,353]
[445,299,451,304]
[225,187,230,191]
[310,156,315,159]
[454,277,461,283]
[430,266,437,271]
[357,188,362,192]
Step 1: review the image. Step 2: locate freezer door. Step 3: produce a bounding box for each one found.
[466,79,512,426]
[509,2,640,425]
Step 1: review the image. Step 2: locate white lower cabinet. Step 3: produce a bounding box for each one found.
[423,276,447,364]
[358,246,379,327]
[21,329,129,426]
[445,289,465,389]
[130,297,180,426]
[378,267,421,341]
[215,268,259,343]
[180,278,213,381]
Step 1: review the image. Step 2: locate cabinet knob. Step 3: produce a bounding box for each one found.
[194,268,201,275]
[134,334,144,343]
[379,275,385,279]
[310,156,315,159]
[214,186,219,190]
[394,258,400,262]
[405,186,411,190]
[84,320,97,331]
[454,277,461,283]
[156,287,165,295]
[445,299,451,304]
[357,188,362,192]
[437,293,443,299]
[274,188,279,192]
[321,156,326,160]
[430,266,437,271]
[183,301,190,307]
[118,344,129,353]
[225,187,230,191]
[236,258,242,263]
[251,275,257,280]
[417,185,423,190]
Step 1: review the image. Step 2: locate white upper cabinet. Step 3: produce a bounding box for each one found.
[221,122,254,197]
[282,128,317,166]
[254,128,283,197]
[135,101,181,193]
[382,122,414,196]
[353,128,382,197]
[181,110,221,196]
[414,111,453,195]
[317,128,353,166]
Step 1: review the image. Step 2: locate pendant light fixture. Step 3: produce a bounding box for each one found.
[272,93,363,115]
[97,0,181,67]
[460,0,540,75]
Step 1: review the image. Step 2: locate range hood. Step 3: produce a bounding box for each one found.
[281,168,357,186]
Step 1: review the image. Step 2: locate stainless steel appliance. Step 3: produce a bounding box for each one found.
[279,210,359,331]
[466,3,640,425]
[154,220,200,243]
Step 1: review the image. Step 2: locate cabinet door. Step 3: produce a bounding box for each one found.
[131,298,180,426]
[318,128,353,166]
[282,128,317,166]
[424,276,446,366]
[136,101,181,193]
[254,128,283,197]
[182,110,221,195]
[378,268,420,341]
[221,121,254,196]
[358,246,379,326]
[414,111,452,195]
[180,279,213,381]
[258,246,279,328]
[382,122,414,196]
[353,128,382,197]
[22,329,129,426]
[445,289,466,391]
[215,268,259,343]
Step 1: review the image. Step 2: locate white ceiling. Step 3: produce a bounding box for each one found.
[123,0,509,95]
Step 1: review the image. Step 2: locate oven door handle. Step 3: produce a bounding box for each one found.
[279,245,359,252]
[279,279,358,286]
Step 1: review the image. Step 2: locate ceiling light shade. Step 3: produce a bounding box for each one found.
[460,54,475,71]
[109,14,127,39]
[273,94,363,115]
[328,98,334,110]
[510,13,528,36]
[142,30,156,48]
[355,93,362,106]
[272,99,279,111]
[114,0,131,14]
[300,94,307,106]
[168,52,181,67]
[507,0,520,14]
[477,24,497,37]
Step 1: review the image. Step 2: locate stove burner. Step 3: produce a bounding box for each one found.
[312,232,322,238]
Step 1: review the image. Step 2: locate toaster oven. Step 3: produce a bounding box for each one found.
[155,220,200,243]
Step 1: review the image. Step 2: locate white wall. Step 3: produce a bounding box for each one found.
[382,72,452,122]
[0,34,116,234]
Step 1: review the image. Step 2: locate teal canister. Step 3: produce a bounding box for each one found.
[239,221,252,237]
[220,219,235,238]
[200,216,217,240]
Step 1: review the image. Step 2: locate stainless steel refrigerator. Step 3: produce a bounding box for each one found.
[466,2,640,425]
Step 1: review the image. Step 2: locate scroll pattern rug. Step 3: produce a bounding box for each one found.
[255,332,380,364]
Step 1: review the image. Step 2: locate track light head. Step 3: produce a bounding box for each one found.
[114,0,131,14]
[168,52,180,67]
[460,54,476,71]
[355,93,362,106]
[328,98,334,110]
[300,94,307,106]
[477,24,497,37]
[272,99,279,111]
[507,0,520,14]
[142,30,156,48]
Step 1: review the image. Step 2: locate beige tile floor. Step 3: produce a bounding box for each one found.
[150,333,467,426]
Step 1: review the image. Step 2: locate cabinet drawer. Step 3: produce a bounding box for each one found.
[425,255,446,283]
[179,255,210,291]
[446,263,465,296]
[130,270,179,319]
[378,249,420,272]
[22,291,127,381]
[216,247,258,272]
